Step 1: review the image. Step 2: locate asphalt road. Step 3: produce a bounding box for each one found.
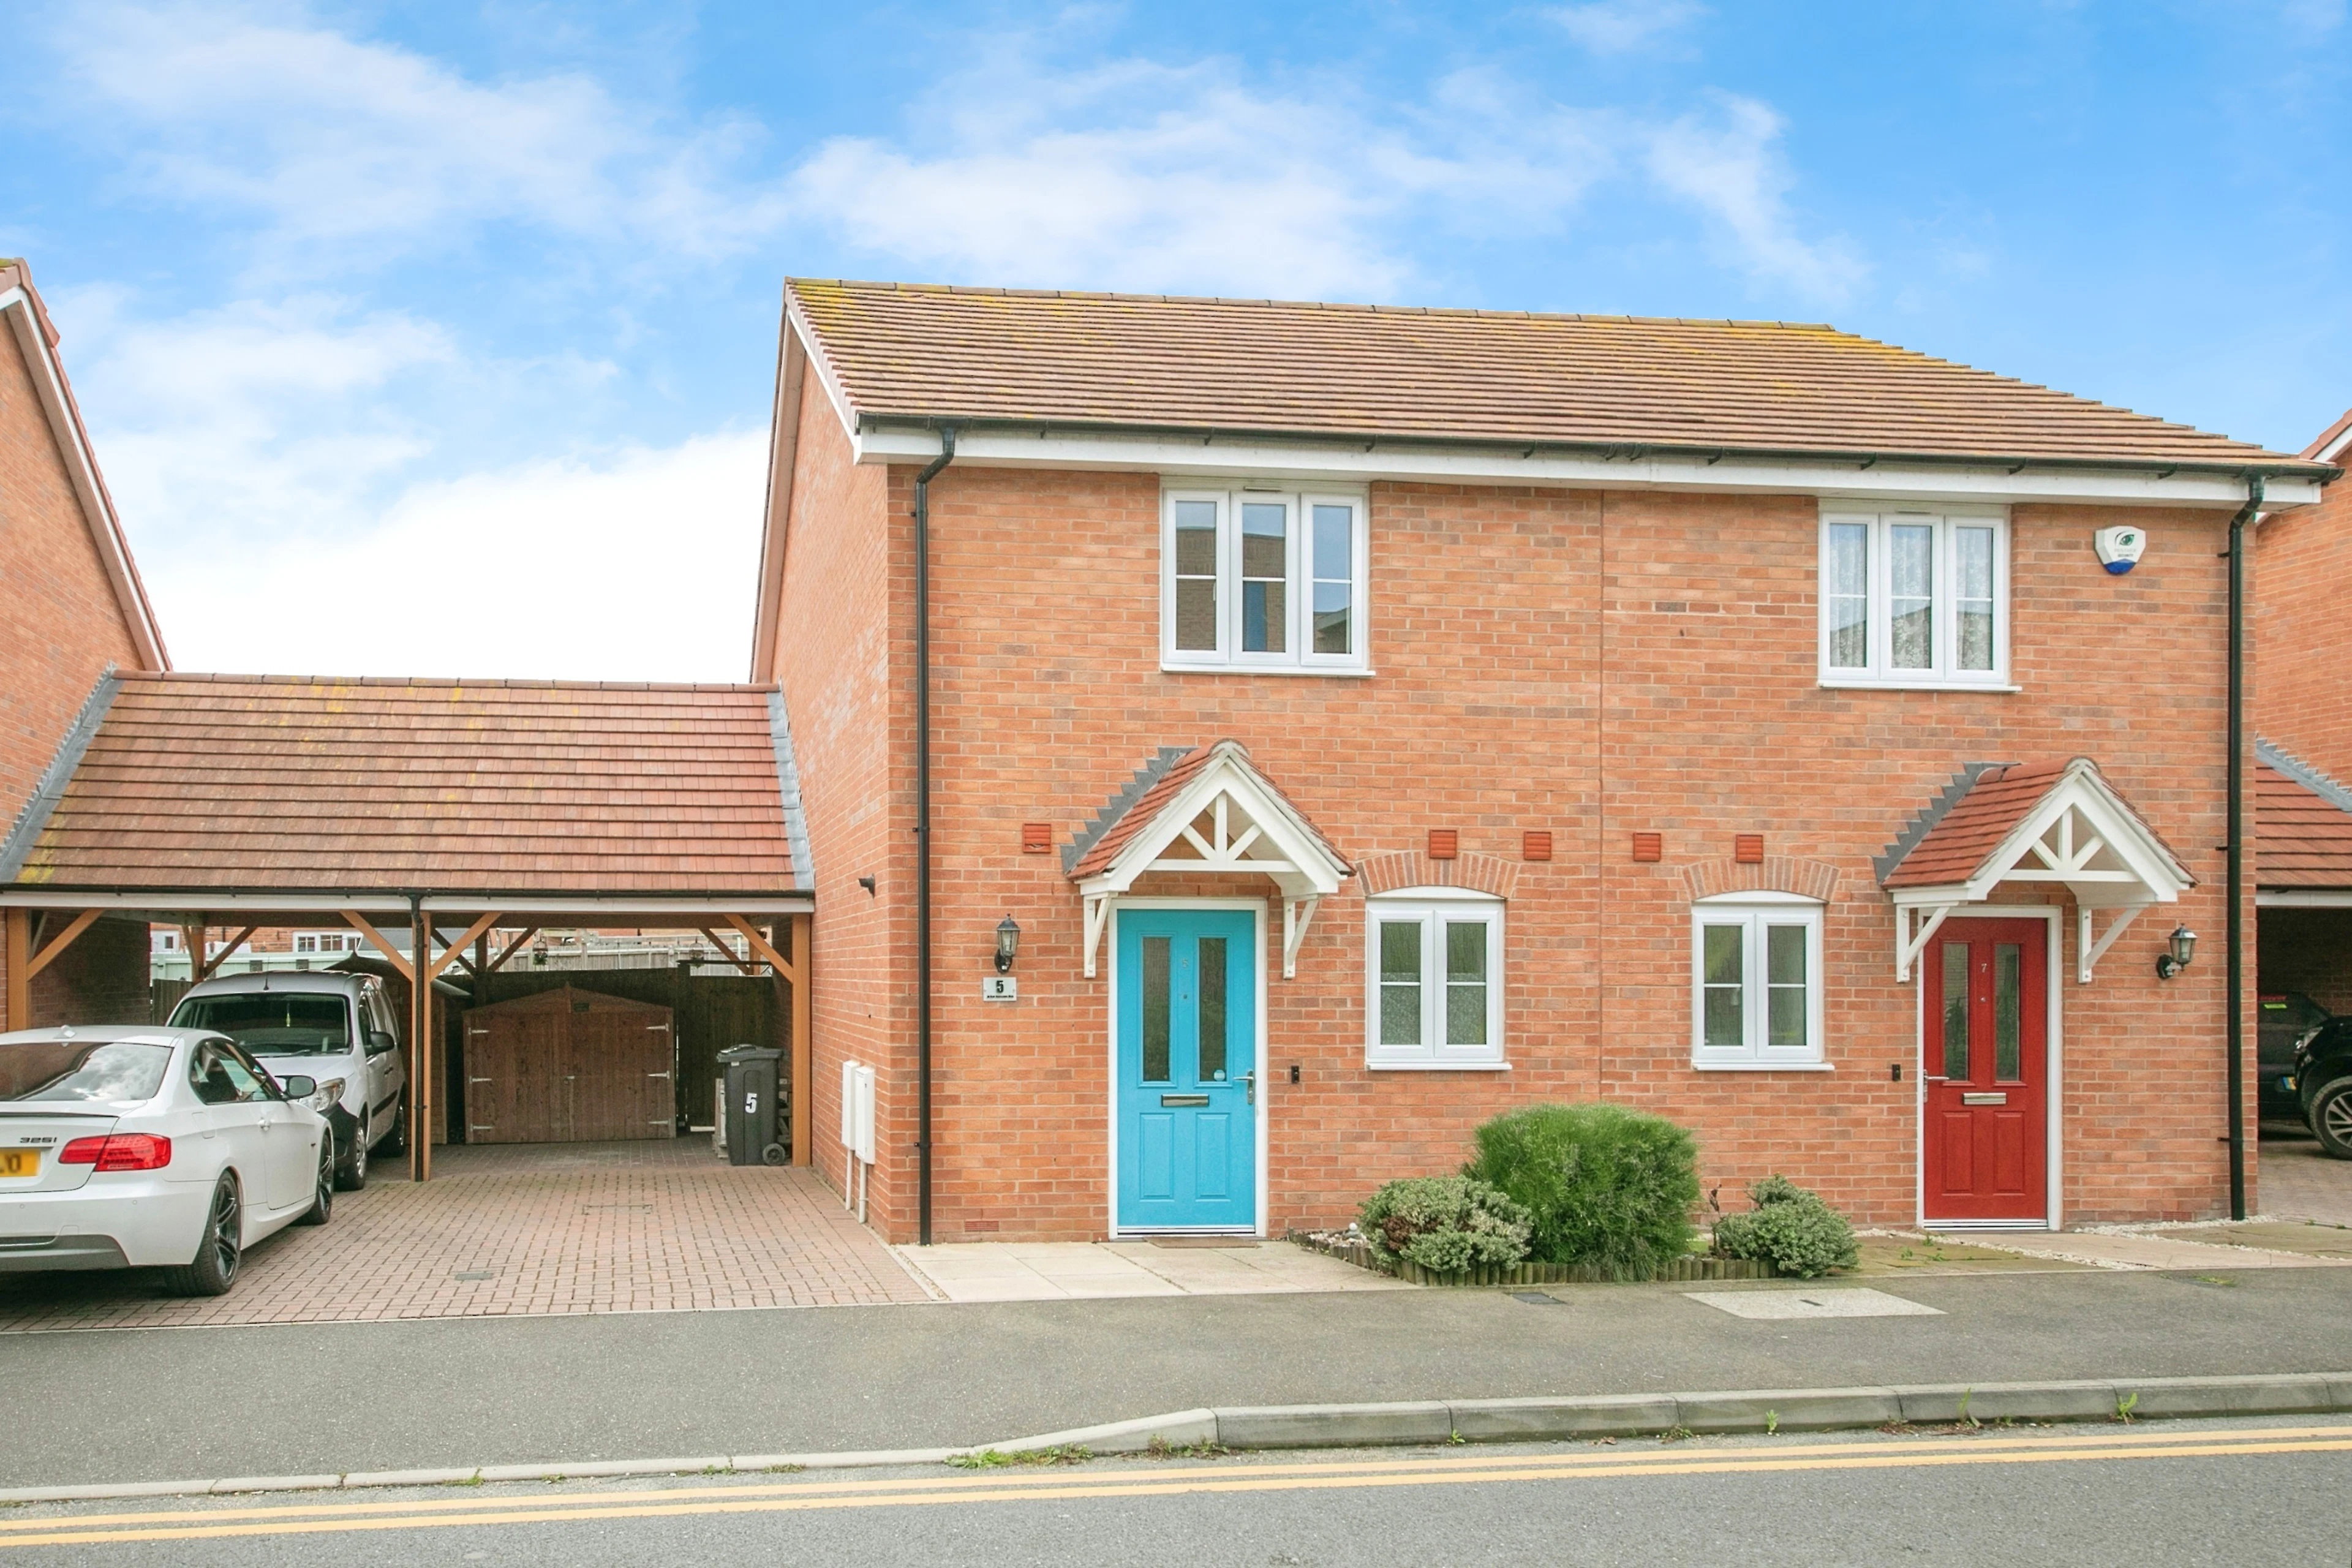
[2,1417,2345,1567]
[4,1267,2351,1488]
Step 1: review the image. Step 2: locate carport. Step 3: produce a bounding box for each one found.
[0,673,818,1179]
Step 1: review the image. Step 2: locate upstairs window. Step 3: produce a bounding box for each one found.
[1163,488,1369,673]
[1819,510,2008,688]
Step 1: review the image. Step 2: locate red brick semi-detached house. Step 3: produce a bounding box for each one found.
[751,279,2340,1245]
[0,259,170,1030]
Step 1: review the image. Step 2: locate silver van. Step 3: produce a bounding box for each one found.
[168,971,407,1188]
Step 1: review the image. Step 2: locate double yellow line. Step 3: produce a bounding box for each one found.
[6,1424,2349,1550]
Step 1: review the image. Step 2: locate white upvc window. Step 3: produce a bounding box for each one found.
[1819,508,2009,688]
[1365,889,1506,1069]
[1691,894,1829,1071]
[1162,486,1370,673]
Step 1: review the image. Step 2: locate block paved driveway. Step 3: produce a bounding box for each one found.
[2261,1130,2352,1227]
[0,1141,932,1332]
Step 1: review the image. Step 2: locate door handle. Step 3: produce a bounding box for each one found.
[1237,1071,1255,1106]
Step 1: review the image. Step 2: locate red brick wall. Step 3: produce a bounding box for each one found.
[29,916,151,1027]
[0,299,154,1033]
[769,372,911,1227]
[2258,473,2352,783]
[781,450,2253,1238]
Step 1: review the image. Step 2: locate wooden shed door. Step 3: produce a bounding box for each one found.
[462,986,676,1144]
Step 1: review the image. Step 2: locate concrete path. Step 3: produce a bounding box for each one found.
[895,1240,1411,1301]
[1947,1226,2352,1272]
[2261,1133,2352,1225]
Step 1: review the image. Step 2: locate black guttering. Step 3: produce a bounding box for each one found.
[856,414,2343,488]
[2225,477,2263,1222]
[913,426,957,1248]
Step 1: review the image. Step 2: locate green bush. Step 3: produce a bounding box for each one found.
[1710,1175,1860,1278]
[1463,1104,1701,1278]
[1357,1176,1532,1274]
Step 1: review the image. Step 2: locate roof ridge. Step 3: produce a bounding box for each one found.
[788,277,1842,334]
[2259,737,2352,816]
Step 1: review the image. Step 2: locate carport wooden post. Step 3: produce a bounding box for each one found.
[791,914,812,1167]
[409,900,432,1182]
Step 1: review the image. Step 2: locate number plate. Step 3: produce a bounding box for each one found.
[0,1150,40,1178]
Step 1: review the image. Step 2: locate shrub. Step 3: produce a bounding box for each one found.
[1711,1175,1860,1278]
[1463,1104,1701,1278]
[1357,1176,1532,1274]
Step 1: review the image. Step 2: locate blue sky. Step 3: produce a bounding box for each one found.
[2,1,2343,679]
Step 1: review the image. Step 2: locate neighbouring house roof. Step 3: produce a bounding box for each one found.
[1879,756,2192,899]
[0,674,810,896]
[0,259,168,672]
[2257,739,2352,889]
[786,278,2324,472]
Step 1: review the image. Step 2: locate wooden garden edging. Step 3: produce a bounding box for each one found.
[1290,1231,1779,1286]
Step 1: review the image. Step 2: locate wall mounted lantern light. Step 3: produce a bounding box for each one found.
[2156,924,2197,979]
[994,914,1022,974]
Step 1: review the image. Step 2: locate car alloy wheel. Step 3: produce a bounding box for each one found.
[165,1177,243,1296]
[298,1138,334,1226]
[336,1115,369,1191]
[2315,1080,2352,1160]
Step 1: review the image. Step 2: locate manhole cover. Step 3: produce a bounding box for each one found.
[1510,1291,1562,1305]
[451,1270,497,1281]
[1683,1287,1943,1319]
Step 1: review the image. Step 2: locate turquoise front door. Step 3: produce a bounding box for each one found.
[1115,908,1257,1231]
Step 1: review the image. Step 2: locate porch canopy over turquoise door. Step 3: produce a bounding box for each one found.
[1116,908,1256,1231]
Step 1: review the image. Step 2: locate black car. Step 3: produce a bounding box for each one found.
[2259,992,2331,1120]
[2292,1019,2352,1159]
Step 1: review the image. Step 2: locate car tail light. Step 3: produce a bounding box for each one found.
[58,1134,172,1171]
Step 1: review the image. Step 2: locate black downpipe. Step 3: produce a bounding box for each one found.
[2225,475,2263,1222]
[913,428,956,1246]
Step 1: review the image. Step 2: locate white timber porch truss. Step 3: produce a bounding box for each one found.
[1077,741,1353,980]
[1890,760,2195,983]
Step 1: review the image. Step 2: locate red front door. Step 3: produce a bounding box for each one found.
[1922,918,2048,1223]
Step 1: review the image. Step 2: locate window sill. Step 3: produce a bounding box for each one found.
[1691,1060,1836,1072]
[1163,662,1376,678]
[1365,1057,1511,1072]
[1817,678,2019,693]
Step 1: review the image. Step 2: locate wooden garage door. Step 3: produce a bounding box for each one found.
[462,986,675,1143]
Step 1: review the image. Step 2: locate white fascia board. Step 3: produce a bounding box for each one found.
[2256,889,2352,907]
[0,891,412,913]
[850,426,2323,511]
[783,292,861,459]
[421,894,814,916]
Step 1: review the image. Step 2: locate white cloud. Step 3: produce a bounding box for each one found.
[790,50,1613,299]
[153,431,769,680]
[1551,1,1708,56]
[51,3,786,270]
[1646,95,1864,303]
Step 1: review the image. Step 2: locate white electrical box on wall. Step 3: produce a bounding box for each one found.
[851,1065,878,1165]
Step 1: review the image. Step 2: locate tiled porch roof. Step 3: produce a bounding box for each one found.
[0,674,810,895]
[2257,740,2352,889]
[1879,757,2187,892]
[1065,742,1343,881]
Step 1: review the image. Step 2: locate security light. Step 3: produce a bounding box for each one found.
[2156,924,2197,979]
[994,915,1021,974]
